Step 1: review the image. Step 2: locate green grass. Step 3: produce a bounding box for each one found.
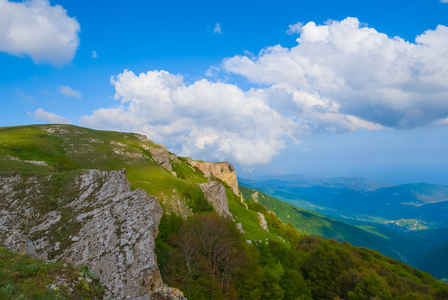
[171,160,208,184]
[0,247,103,299]
[227,189,283,243]
[0,124,213,216]
[356,225,390,239]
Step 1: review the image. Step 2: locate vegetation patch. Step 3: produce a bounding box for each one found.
[0,247,104,299]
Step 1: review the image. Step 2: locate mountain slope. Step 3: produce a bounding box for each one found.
[239,176,448,228]
[1,124,447,299]
[239,186,422,261]
[240,177,448,280]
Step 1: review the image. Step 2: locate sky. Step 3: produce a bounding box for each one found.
[1,0,448,185]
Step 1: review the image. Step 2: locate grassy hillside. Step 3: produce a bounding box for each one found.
[1,124,448,299]
[239,186,419,260]
[0,124,209,217]
[239,185,448,281]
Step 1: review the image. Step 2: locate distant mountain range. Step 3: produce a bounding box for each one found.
[239,175,448,229]
[249,174,394,191]
[239,175,448,280]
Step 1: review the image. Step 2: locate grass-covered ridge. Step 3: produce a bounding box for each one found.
[0,124,210,216]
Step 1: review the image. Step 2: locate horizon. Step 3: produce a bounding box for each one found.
[1,0,448,186]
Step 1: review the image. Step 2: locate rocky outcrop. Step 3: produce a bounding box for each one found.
[258,212,269,232]
[136,134,173,171]
[251,191,259,202]
[0,169,163,299]
[152,287,187,299]
[199,181,233,219]
[148,146,172,171]
[236,223,244,234]
[189,161,240,196]
[3,231,37,258]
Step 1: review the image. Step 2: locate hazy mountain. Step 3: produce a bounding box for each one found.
[239,176,448,229]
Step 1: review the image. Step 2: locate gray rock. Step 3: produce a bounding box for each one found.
[4,231,37,257]
[149,146,172,171]
[236,223,244,234]
[257,212,269,232]
[199,181,233,219]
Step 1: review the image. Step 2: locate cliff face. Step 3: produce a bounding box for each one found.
[189,160,240,195]
[199,181,233,219]
[0,169,163,299]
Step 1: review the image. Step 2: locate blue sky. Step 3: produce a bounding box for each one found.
[1,0,448,185]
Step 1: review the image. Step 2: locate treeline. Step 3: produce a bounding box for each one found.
[155,201,448,299]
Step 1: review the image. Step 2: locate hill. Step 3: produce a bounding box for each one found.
[1,124,447,299]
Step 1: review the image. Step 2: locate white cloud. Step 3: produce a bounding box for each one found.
[92,50,97,58]
[214,23,222,34]
[81,70,304,166]
[223,17,448,129]
[440,0,448,3]
[82,18,448,167]
[31,108,72,124]
[59,85,81,98]
[287,22,303,35]
[0,0,80,66]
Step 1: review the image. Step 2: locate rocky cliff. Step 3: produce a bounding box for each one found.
[0,169,163,299]
[188,160,240,196]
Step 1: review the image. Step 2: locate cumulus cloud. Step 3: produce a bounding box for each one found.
[214,23,222,34]
[81,70,304,166]
[31,108,72,124]
[59,85,81,98]
[224,17,448,129]
[81,18,448,166]
[0,0,80,65]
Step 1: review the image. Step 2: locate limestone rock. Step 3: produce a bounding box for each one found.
[236,223,244,234]
[199,181,233,219]
[0,169,163,299]
[148,146,172,171]
[152,286,187,299]
[4,231,37,258]
[136,134,172,171]
[190,161,240,196]
[251,191,259,202]
[258,212,269,232]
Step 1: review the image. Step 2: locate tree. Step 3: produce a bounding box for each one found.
[348,272,392,300]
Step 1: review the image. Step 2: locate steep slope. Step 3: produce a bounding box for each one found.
[239,185,413,260]
[239,185,448,281]
[1,124,447,299]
